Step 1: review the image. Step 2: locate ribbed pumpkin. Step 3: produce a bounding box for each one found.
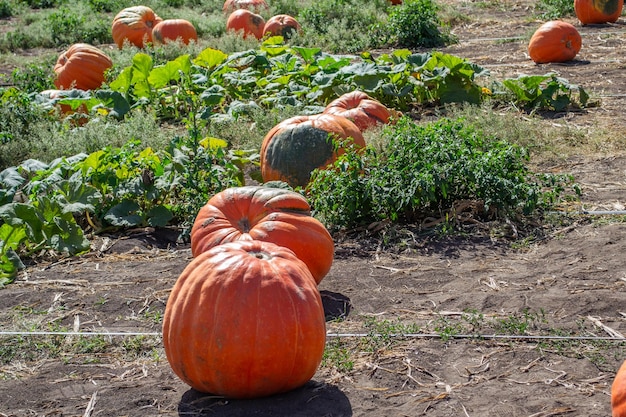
[323,91,401,132]
[223,0,269,13]
[527,21,582,64]
[162,240,326,399]
[263,14,302,39]
[111,5,163,48]
[190,186,334,284]
[53,43,113,91]
[226,9,265,40]
[260,113,365,188]
[152,19,197,45]
[613,360,626,417]
[575,0,623,24]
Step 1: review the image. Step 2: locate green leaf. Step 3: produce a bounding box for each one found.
[148,59,184,89]
[94,90,131,119]
[52,175,102,214]
[194,48,228,69]
[146,205,173,227]
[292,46,322,64]
[104,200,143,227]
[49,215,90,254]
[0,203,45,243]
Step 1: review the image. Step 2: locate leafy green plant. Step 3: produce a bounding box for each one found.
[308,117,580,231]
[386,0,456,48]
[536,0,575,20]
[322,338,354,372]
[0,0,13,18]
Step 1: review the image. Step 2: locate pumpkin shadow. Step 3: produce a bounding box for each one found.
[320,290,352,321]
[178,380,352,416]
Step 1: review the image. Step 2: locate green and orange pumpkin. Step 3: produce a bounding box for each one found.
[527,21,582,64]
[263,14,302,39]
[575,0,623,24]
[152,19,198,45]
[260,113,365,188]
[226,9,266,40]
[162,240,326,399]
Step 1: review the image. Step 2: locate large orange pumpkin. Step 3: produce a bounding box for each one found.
[263,14,302,39]
[613,360,626,417]
[222,0,269,13]
[226,9,265,40]
[53,43,113,91]
[152,19,198,45]
[575,0,623,24]
[260,113,365,188]
[323,91,402,132]
[162,240,326,399]
[527,21,582,64]
[190,186,334,284]
[111,5,163,48]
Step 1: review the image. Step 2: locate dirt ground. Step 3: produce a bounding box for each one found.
[1,2,626,417]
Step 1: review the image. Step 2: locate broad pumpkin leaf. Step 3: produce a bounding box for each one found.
[194,48,228,69]
[52,175,102,214]
[49,215,90,254]
[94,90,131,119]
[292,46,321,64]
[0,203,45,243]
[0,167,25,205]
[104,199,143,227]
[146,205,173,227]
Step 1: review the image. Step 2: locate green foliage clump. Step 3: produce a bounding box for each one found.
[536,0,575,20]
[386,0,455,48]
[307,117,578,230]
[0,0,13,18]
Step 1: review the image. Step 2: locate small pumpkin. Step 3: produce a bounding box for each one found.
[613,360,626,417]
[226,9,266,40]
[575,0,623,24]
[53,43,113,91]
[222,0,269,13]
[152,19,198,45]
[190,186,334,284]
[527,21,582,64]
[260,113,365,188]
[111,5,163,48]
[323,91,402,132]
[263,14,302,39]
[162,240,326,399]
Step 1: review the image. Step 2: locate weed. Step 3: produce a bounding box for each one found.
[433,315,463,341]
[386,0,456,48]
[322,338,354,372]
[495,308,546,335]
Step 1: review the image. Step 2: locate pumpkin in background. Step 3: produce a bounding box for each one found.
[226,9,266,40]
[575,0,623,24]
[111,5,163,48]
[323,90,402,132]
[613,360,626,417]
[260,113,365,188]
[527,21,582,64]
[152,19,197,45]
[53,43,113,91]
[389,0,402,4]
[263,14,302,39]
[162,240,326,399]
[223,0,269,13]
[190,186,334,284]
[40,89,89,126]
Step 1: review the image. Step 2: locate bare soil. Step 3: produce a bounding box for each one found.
[1,3,626,417]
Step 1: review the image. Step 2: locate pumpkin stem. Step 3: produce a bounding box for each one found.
[238,217,251,233]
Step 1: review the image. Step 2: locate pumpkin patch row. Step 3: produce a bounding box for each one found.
[163,186,333,398]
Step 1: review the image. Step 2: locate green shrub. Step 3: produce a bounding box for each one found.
[0,0,13,18]
[307,117,577,230]
[10,63,56,93]
[386,0,455,48]
[536,0,575,19]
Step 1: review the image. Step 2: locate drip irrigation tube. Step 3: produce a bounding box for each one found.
[0,330,623,342]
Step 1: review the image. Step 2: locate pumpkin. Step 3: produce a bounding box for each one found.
[152,19,197,45]
[190,186,334,284]
[263,14,302,39]
[162,240,327,399]
[613,360,626,417]
[226,9,265,40]
[222,0,269,13]
[53,43,113,91]
[111,5,163,48]
[260,113,365,188]
[323,90,402,132]
[575,0,623,24]
[527,21,582,64]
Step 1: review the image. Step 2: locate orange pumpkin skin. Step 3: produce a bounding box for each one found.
[263,14,302,38]
[111,6,163,48]
[162,240,326,399]
[190,186,334,284]
[260,113,365,188]
[613,360,626,417]
[527,21,582,64]
[575,0,623,24]
[226,9,266,39]
[152,19,198,45]
[223,0,269,13]
[53,43,113,91]
[323,91,402,132]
